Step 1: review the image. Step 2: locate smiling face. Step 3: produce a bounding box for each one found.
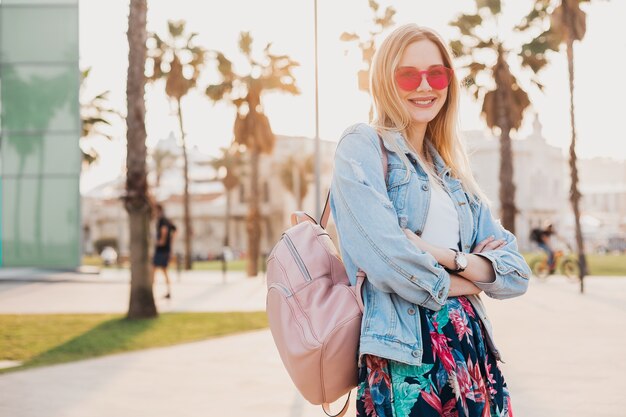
[396,40,449,126]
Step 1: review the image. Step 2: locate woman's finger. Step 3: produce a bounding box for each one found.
[482,239,506,252]
[482,240,503,251]
[472,236,494,253]
[495,240,507,249]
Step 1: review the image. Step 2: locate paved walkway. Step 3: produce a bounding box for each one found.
[1,270,624,416]
[0,268,267,313]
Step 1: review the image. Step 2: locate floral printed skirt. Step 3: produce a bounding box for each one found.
[356,296,513,417]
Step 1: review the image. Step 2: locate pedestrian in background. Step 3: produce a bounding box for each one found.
[152,204,177,299]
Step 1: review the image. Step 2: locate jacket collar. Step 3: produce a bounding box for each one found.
[380,130,450,178]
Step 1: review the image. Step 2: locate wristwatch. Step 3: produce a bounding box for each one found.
[446,249,468,273]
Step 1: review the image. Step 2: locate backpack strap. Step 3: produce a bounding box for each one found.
[322,392,352,417]
[320,135,389,229]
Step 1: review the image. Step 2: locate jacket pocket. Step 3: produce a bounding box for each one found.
[386,165,410,210]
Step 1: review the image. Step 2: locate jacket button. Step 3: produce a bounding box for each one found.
[408,308,416,315]
[438,288,445,298]
[421,184,429,191]
[411,350,420,358]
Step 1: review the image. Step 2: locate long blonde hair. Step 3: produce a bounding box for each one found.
[370,23,487,204]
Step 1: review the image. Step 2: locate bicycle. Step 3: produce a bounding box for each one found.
[529,249,580,281]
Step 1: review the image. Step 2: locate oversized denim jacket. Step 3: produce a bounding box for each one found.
[329,123,531,366]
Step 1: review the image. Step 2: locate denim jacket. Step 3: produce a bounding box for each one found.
[329,123,531,366]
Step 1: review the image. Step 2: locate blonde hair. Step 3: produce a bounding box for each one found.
[369,23,488,204]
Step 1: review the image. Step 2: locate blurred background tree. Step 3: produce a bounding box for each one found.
[147,20,207,270]
[340,0,396,122]
[80,67,120,165]
[206,32,299,277]
[150,146,177,188]
[449,0,531,235]
[279,153,314,211]
[517,0,594,292]
[210,144,245,250]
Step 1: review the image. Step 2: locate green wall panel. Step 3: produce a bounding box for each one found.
[2,134,80,176]
[1,177,79,267]
[0,65,79,133]
[0,6,78,63]
[0,1,80,268]
[2,0,77,4]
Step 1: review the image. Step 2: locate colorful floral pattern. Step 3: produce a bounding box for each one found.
[356,296,513,417]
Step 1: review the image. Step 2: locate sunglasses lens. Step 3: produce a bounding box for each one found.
[395,67,421,91]
[427,67,451,90]
[395,66,452,91]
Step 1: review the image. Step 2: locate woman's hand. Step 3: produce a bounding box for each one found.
[402,230,507,292]
[402,229,452,267]
[472,236,506,254]
[402,229,431,252]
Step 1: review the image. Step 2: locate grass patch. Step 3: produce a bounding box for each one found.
[0,312,268,373]
[191,259,253,272]
[586,254,626,276]
[523,252,626,276]
[81,257,251,272]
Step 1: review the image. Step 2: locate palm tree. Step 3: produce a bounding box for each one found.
[340,0,396,122]
[449,0,531,234]
[150,146,177,188]
[279,154,314,210]
[125,0,156,319]
[80,67,119,165]
[146,20,206,270]
[206,32,300,277]
[517,0,591,292]
[210,144,245,250]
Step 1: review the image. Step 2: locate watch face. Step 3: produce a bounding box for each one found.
[457,253,468,269]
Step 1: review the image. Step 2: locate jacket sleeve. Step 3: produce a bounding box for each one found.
[471,200,531,299]
[330,124,450,311]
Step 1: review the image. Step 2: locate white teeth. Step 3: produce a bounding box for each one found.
[411,98,435,105]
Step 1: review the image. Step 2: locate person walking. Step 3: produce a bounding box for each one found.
[329,24,531,417]
[152,204,177,299]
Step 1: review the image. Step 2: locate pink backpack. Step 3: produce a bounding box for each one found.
[266,138,388,417]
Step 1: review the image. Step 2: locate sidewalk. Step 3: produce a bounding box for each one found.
[0,268,267,313]
[1,272,625,416]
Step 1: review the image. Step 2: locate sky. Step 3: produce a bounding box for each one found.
[79,0,626,192]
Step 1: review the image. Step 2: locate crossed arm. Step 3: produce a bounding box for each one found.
[402,230,507,297]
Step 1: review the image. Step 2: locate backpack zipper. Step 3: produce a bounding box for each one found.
[282,234,313,282]
[268,282,292,297]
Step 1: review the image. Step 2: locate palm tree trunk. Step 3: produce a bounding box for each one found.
[176,98,193,270]
[125,0,156,319]
[224,188,231,248]
[221,186,232,283]
[246,149,261,277]
[566,36,588,293]
[495,61,517,234]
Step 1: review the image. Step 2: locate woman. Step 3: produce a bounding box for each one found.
[329,24,531,417]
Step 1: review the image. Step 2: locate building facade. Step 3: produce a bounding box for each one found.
[84,120,624,259]
[0,0,81,267]
[464,116,569,251]
[82,134,337,260]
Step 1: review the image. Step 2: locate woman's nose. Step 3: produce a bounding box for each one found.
[416,74,432,92]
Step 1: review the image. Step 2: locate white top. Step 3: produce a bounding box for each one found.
[420,180,461,250]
